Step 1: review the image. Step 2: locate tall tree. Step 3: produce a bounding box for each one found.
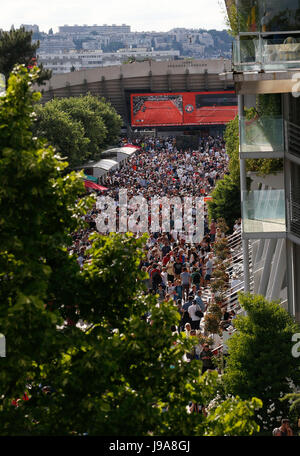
[33,94,122,167]
[208,174,241,232]
[0,64,92,434]
[0,26,51,85]
[0,65,262,436]
[33,101,92,167]
[208,115,241,231]
[223,293,300,433]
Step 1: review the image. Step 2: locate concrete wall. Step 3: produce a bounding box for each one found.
[36,59,234,124]
[248,171,284,190]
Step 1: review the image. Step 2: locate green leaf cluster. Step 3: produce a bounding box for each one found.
[33,94,122,168]
[223,293,300,432]
[0,66,262,436]
[208,174,241,232]
[0,27,51,85]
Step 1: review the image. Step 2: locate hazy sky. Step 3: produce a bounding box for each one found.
[1,0,227,33]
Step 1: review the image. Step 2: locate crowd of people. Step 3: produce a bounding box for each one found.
[69,135,240,374]
[15,132,297,434]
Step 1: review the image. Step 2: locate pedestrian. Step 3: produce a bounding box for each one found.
[273,419,293,436]
[188,299,203,331]
[200,344,215,374]
[180,267,191,301]
[210,219,216,244]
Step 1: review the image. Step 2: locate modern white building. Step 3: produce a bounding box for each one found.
[37,49,181,74]
[37,50,104,73]
[38,38,76,53]
[21,24,39,33]
[58,24,131,34]
[222,0,300,322]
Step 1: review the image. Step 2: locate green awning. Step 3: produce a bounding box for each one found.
[83,174,98,183]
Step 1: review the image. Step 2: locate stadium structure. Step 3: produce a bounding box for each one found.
[37,59,238,136]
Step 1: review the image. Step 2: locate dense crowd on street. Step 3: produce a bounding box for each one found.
[69,135,241,384]
[18,133,297,434]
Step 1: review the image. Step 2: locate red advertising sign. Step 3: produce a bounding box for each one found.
[130,91,237,127]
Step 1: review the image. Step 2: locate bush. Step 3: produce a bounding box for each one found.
[223,293,300,433]
[208,175,241,233]
[217,217,229,235]
[213,238,230,261]
[204,312,221,335]
[33,94,122,168]
[204,303,223,335]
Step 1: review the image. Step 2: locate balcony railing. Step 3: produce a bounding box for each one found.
[235,1,300,34]
[287,121,300,158]
[287,184,300,239]
[233,38,260,71]
[242,189,286,234]
[240,116,284,153]
[233,34,300,72]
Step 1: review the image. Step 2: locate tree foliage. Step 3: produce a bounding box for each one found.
[223,293,300,432]
[205,396,261,436]
[222,0,239,37]
[0,66,262,436]
[224,114,240,183]
[246,157,283,177]
[208,174,241,232]
[208,115,241,231]
[0,64,92,404]
[0,27,51,85]
[33,94,122,167]
[33,102,91,167]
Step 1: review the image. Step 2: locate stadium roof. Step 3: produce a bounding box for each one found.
[36,59,234,126]
[92,159,119,170]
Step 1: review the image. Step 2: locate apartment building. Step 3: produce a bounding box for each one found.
[58,24,131,34]
[37,48,181,74]
[37,50,104,73]
[222,0,300,322]
[38,38,76,53]
[20,24,40,33]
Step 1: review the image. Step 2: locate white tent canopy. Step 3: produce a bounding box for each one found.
[116,147,137,161]
[100,146,138,163]
[95,159,119,170]
[76,146,138,181]
[90,158,119,179]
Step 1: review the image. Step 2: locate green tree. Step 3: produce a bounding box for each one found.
[0,27,51,85]
[33,102,91,167]
[208,174,241,232]
[205,395,262,436]
[224,114,240,183]
[208,115,241,231]
[246,157,283,177]
[222,0,240,37]
[33,94,122,167]
[281,391,300,435]
[223,293,300,433]
[75,93,122,147]
[282,392,300,412]
[0,65,262,436]
[0,64,92,424]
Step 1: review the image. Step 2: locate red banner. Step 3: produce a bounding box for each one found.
[131,91,237,127]
[84,180,108,191]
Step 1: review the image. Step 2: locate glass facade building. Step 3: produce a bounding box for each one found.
[235,0,300,33]
[224,0,300,320]
[233,0,300,70]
